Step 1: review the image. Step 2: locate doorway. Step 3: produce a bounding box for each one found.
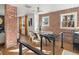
[19,16,28,35]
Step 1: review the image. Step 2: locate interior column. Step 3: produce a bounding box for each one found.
[5,5,17,48]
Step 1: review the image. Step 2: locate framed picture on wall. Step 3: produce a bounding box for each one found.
[0,16,4,32]
[28,18,32,27]
[0,18,3,25]
[42,16,49,26]
[60,12,77,29]
[30,18,32,26]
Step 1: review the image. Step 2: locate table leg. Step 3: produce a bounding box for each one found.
[61,32,64,49]
[45,39,47,46]
[52,39,55,55]
[40,36,42,52]
[19,43,22,55]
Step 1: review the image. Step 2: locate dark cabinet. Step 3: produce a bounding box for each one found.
[73,32,79,50]
[0,16,4,33]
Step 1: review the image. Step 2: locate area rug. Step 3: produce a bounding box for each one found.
[9,46,27,52]
[0,51,3,55]
[26,47,51,54]
[62,50,77,55]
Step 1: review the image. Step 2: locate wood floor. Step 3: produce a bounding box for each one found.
[0,35,79,55]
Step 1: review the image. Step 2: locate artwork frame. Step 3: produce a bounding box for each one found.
[60,12,77,29]
[28,18,32,27]
[42,16,49,26]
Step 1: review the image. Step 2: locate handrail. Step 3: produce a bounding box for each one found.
[60,31,74,49]
[17,40,46,55]
[40,34,56,55]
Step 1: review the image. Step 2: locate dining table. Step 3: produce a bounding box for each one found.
[39,32,56,55]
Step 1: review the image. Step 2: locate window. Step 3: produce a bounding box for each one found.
[60,12,77,29]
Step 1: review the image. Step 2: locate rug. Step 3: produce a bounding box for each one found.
[9,46,27,52]
[62,50,77,55]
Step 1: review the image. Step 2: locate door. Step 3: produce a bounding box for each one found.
[25,16,28,35]
[19,16,28,35]
[19,17,22,34]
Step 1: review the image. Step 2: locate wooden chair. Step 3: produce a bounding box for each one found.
[29,31,40,45]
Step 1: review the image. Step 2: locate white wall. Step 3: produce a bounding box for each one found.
[34,13,39,33]
[28,14,34,32]
[0,4,4,15]
[27,13,40,34]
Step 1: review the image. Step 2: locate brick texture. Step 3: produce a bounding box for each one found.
[39,7,79,43]
[5,5,17,48]
[39,7,79,34]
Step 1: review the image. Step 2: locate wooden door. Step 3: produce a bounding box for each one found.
[19,16,28,35]
[19,17,22,34]
[25,16,28,35]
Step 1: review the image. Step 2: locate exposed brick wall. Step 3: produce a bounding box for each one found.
[5,5,17,48]
[39,7,79,43]
[39,7,79,34]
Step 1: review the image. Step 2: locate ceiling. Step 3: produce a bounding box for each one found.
[0,4,79,16]
[12,4,79,16]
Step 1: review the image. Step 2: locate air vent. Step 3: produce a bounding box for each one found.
[25,5,31,8]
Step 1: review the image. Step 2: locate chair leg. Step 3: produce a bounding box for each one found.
[45,39,47,46]
[29,37,32,42]
[73,45,74,51]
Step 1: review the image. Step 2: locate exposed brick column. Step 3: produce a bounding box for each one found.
[5,5,17,48]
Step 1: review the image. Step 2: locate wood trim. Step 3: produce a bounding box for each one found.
[19,16,28,35]
[25,16,28,35]
[19,17,22,34]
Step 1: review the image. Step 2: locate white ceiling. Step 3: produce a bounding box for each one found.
[12,4,79,16]
[0,4,79,16]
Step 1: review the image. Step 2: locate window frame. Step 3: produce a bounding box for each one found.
[60,12,77,29]
[42,16,49,26]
